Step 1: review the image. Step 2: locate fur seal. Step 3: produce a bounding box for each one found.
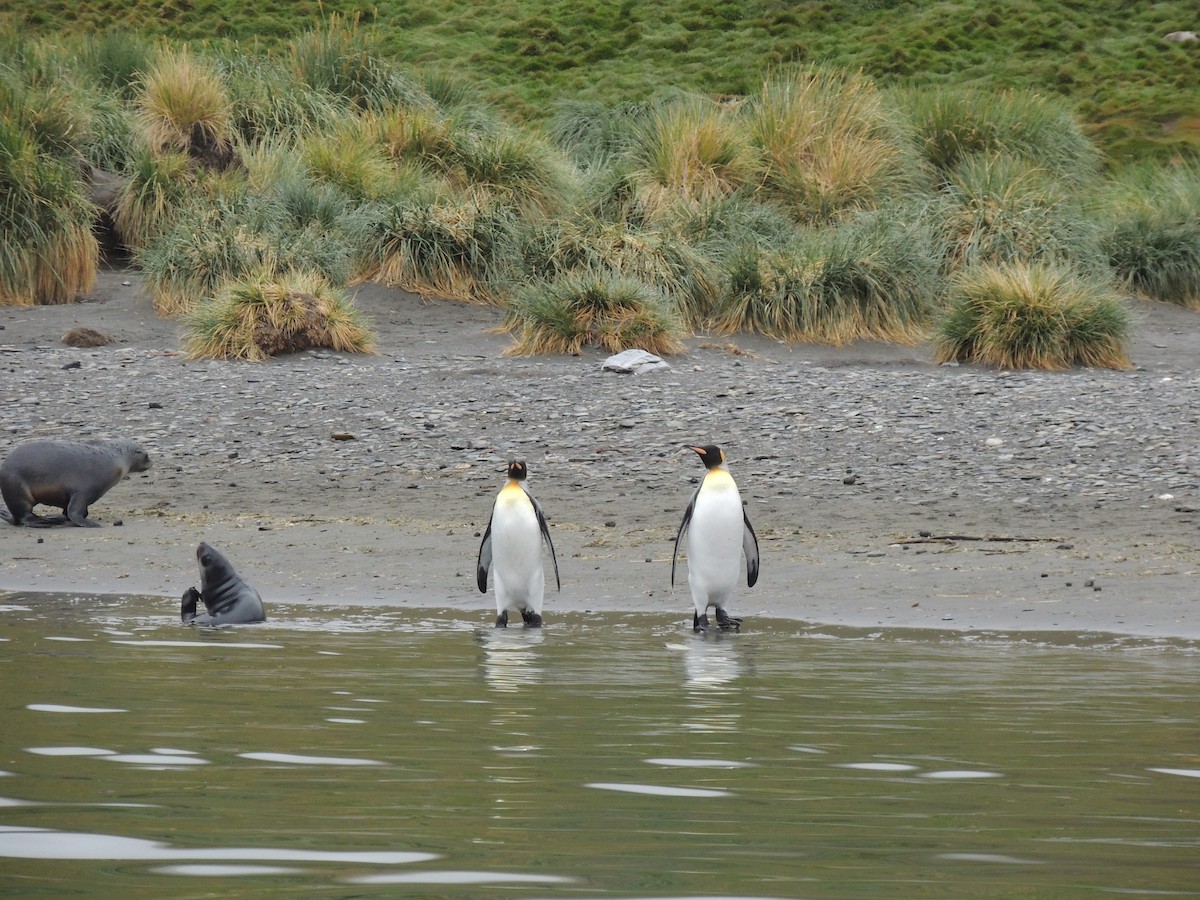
[181,542,266,625]
[0,438,151,527]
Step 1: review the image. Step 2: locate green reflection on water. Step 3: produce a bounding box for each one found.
[0,592,1197,897]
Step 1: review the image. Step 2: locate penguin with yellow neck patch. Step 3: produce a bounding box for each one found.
[672,444,759,633]
[477,460,560,628]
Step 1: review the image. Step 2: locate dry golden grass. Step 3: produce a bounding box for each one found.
[503,270,686,357]
[932,262,1132,370]
[1,223,98,307]
[629,97,760,224]
[136,46,233,163]
[750,65,905,225]
[184,270,375,361]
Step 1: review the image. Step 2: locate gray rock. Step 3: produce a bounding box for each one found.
[602,349,672,375]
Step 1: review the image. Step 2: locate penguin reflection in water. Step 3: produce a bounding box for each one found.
[477,460,561,628]
[672,445,760,633]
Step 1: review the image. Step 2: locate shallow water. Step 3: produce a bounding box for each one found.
[1,592,1198,898]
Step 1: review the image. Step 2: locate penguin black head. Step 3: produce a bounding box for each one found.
[506,459,528,481]
[688,445,725,470]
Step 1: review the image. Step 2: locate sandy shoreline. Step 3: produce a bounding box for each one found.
[2,267,1198,640]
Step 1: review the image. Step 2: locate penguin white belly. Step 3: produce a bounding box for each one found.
[491,489,545,614]
[686,476,743,612]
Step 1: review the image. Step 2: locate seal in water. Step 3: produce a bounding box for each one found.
[181,542,267,625]
[0,438,151,527]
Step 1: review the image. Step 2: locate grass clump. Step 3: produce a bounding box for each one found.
[0,116,97,306]
[901,86,1102,186]
[750,65,910,225]
[933,262,1131,370]
[714,212,939,345]
[300,115,396,201]
[288,14,426,113]
[1100,160,1200,309]
[184,270,374,361]
[222,52,341,144]
[625,94,760,224]
[111,147,197,250]
[504,269,686,357]
[928,154,1103,274]
[138,189,359,317]
[136,45,239,171]
[510,220,721,326]
[365,189,518,303]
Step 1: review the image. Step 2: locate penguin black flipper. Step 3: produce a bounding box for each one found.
[742,508,760,588]
[476,518,494,593]
[529,492,560,591]
[671,485,701,587]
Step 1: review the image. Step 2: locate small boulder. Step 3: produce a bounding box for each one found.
[602,348,672,374]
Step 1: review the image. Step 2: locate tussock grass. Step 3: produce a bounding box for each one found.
[138,189,358,317]
[0,116,98,306]
[626,95,760,224]
[184,270,375,361]
[365,189,517,303]
[933,262,1131,370]
[0,68,92,160]
[82,92,139,172]
[901,86,1102,186]
[714,212,939,345]
[750,65,910,225]
[289,14,426,113]
[504,269,686,356]
[77,30,151,100]
[377,105,576,216]
[929,154,1103,273]
[451,126,576,217]
[222,53,341,144]
[511,220,720,326]
[301,115,395,201]
[136,46,237,170]
[1099,160,1200,309]
[112,147,197,250]
[546,99,651,165]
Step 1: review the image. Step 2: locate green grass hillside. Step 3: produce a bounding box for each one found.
[4,0,1198,164]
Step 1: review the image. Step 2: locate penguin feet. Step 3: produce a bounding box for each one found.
[715,608,742,632]
[495,611,509,628]
[693,612,712,633]
[520,609,543,628]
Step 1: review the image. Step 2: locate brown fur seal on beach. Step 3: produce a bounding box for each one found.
[181,542,266,625]
[0,438,151,527]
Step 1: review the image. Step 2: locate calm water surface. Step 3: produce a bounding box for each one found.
[1,592,1198,898]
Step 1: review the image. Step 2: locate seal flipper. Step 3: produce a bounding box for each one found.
[4,511,70,527]
[181,587,200,623]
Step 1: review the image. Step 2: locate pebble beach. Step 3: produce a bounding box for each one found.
[2,268,1198,639]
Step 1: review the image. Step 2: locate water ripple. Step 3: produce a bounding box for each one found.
[239,752,383,766]
[586,782,732,798]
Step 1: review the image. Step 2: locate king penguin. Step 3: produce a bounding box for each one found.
[672,444,759,633]
[477,459,560,628]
